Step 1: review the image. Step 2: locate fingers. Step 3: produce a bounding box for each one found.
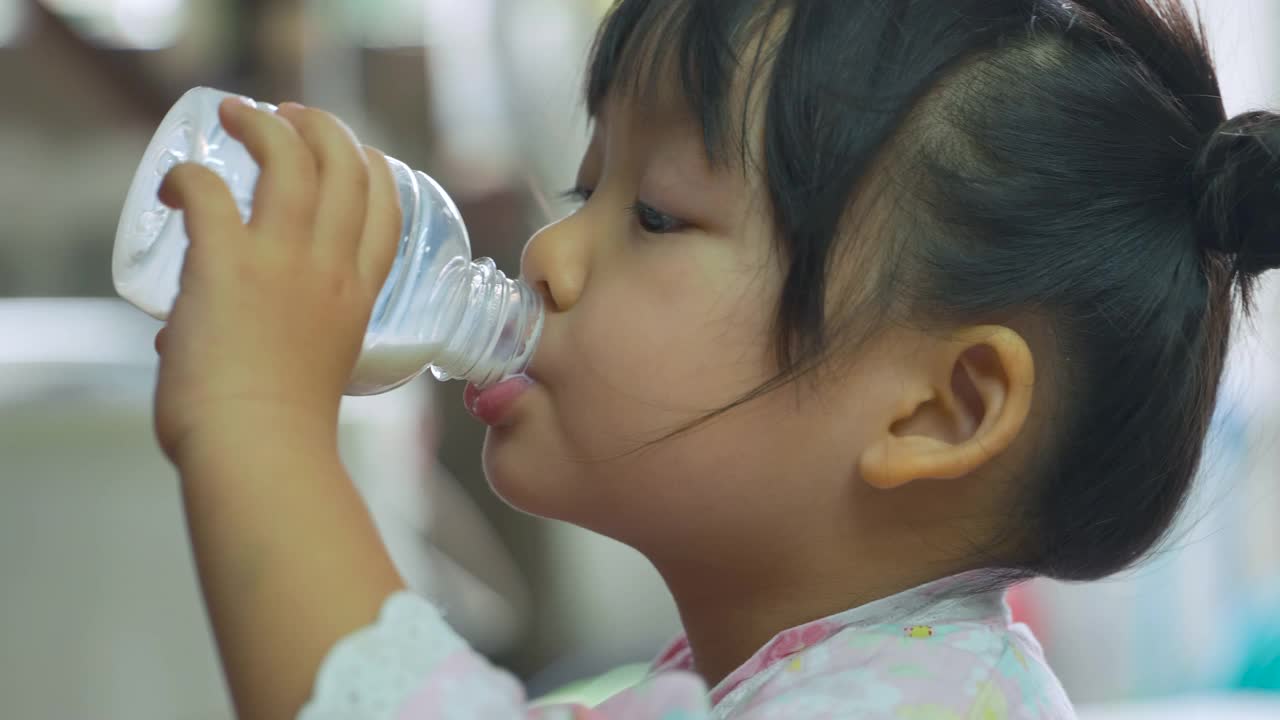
[158,162,243,247]
[214,98,398,294]
[217,98,318,236]
[358,147,404,285]
[276,103,370,261]
[154,327,168,356]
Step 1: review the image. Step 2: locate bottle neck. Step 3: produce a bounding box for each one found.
[429,258,543,387]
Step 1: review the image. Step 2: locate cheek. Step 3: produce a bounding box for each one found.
[488,374,842,546]
[487,242,803,534]
[562,259,772,447]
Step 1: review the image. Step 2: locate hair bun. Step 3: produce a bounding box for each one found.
[1193,110,1280,277]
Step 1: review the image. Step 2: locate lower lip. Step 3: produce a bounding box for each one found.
[464,376,534,426]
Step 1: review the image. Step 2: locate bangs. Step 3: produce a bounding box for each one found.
[584,0,786,167]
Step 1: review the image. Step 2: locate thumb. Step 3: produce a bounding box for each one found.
[154,327,168,356]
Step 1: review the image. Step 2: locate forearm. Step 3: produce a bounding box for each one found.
[177,417,406,720]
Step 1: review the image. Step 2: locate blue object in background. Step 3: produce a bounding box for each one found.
[1229,586,1280,692]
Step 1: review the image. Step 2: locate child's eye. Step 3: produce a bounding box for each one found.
[628,201,688,235]
[560,187,688,235]
[560,186,593,205]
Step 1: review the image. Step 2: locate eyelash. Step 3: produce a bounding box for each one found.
[559,186,688,235]
[560,187,593,204]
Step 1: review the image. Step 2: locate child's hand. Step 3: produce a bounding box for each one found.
[153,98,401,465]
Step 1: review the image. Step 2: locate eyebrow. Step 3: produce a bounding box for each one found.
[592,88,747,181]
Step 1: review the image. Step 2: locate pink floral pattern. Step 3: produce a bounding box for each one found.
[303,573,1077,719]
[710,621,841,705]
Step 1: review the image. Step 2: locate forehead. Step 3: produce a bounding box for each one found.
[585,0,786,169]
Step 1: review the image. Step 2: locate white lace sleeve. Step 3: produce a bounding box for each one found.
[298,590,523,720]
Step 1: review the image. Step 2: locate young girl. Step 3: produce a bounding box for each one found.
[153,0,1280,718]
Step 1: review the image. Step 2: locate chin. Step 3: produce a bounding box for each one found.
[481,424,568,521]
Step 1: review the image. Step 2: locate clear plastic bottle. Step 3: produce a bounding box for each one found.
[113,87,542,395]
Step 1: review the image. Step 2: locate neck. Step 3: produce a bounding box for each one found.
[648,531,974,690]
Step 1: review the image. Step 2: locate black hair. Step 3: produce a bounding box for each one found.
[584,0,1280,582]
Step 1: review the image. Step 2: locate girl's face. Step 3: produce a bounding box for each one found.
[480,94,892,567]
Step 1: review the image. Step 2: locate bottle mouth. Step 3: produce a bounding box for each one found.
[474,283,543,385]
[430,259,543,387]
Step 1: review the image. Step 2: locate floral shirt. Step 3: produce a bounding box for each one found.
[299,573,1076,719]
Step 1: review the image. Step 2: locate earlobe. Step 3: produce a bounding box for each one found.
[859,326,1034,490]
[860,434,962,490]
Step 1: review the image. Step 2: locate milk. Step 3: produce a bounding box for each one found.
[351,343,441,392]
[350,342,505,394]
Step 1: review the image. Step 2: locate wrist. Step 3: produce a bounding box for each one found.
[168,404,340,473]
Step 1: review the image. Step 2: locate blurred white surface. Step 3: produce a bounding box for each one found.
[0,298,523,718]
[0,299,230,718]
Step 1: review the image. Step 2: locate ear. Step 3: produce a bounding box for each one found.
[858,326,1034,490]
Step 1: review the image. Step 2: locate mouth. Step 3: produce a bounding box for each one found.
[464,374,536,427]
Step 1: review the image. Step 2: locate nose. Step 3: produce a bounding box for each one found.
[520,213,590,313]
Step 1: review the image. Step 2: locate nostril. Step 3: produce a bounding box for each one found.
[536,280,557,310]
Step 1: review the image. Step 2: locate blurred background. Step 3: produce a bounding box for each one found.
[0,1,1277,718]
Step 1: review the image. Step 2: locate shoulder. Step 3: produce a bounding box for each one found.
[723,620,1077,720]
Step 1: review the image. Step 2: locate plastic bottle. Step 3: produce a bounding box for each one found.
[113,87,542,395]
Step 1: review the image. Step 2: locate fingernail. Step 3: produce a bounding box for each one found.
[218,97,251,117]
[156,176,174,207]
